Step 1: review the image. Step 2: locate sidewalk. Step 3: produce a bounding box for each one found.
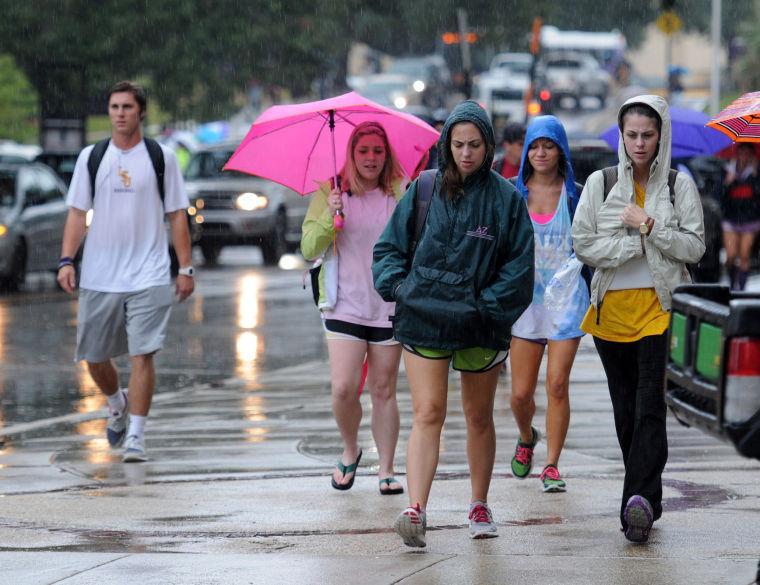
[1,338,759,585]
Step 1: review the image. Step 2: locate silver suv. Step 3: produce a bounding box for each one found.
[184,143,309,265]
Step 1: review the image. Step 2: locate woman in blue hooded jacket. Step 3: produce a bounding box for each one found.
[508,116,589,493]
[373,101,534,547]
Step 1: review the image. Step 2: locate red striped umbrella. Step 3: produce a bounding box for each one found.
[706,91,760,143]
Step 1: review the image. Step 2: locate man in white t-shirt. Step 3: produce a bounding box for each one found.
[57,81,195,463]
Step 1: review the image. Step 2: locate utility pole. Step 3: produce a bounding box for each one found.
[457,8,472,99]
[710,0,722,115]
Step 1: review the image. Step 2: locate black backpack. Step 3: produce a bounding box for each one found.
[87,137,166,204]
[410,169,437,255]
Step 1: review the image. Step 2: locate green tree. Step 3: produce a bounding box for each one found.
[0,54,37,142]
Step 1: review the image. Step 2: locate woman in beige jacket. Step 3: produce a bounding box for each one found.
[572,95,705,543]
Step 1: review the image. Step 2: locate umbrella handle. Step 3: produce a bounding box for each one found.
[329,109,338,190]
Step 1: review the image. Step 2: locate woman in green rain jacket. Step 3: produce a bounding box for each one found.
[372,100,534,548]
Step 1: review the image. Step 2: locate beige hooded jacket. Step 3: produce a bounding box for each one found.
[571,94,706,312]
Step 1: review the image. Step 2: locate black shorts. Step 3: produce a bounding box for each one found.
[323,319,397,345]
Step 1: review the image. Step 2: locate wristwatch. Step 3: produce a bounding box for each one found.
[639,217,655,235]
[178,266,195,277]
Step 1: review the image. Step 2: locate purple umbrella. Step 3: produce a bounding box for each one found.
[600,106,733,159]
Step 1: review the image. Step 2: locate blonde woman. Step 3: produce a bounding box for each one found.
[301,121,407,495]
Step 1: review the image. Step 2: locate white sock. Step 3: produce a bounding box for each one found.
[128,415,146,439]
[106,389,126,413]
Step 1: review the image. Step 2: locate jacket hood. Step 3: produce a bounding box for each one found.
[437,100,495,182]
[616,94,672,189]
[515,115,577,201]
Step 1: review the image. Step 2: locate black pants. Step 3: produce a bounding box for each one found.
[593,332,668,527]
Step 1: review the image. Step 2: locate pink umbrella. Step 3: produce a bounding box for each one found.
[223,91,440,195]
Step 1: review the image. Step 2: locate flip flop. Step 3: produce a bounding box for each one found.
[378,476,404,495]
[331,449,362,491]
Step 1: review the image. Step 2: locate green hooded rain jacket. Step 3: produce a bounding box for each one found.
[372,100,535,350]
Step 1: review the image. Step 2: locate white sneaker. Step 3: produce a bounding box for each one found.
[122,434,147,463]
[469,501,498,539]
[106,389,129,447]
[394,504,427,548]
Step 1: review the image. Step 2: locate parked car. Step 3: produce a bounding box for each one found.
[541,51,610,109]
[0,161,69,290]
[184,143,309,265]
[34,151,79,187]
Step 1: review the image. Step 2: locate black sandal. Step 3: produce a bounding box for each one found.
[378,476,404,495]
[331,449,362,491]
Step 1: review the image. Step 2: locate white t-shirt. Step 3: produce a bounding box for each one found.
[67,140,189,292]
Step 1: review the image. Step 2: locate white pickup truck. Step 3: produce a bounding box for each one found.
[475,52,532,123]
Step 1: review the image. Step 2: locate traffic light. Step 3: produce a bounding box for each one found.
[441,32,478,45]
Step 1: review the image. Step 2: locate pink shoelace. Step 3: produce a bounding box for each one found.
[540,465,561,481]
[514,444,534,465]
[469,503,492,524]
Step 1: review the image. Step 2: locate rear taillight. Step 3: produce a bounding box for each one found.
[727,337,760,376]
[539,89,551,101]
[724,337,760,424]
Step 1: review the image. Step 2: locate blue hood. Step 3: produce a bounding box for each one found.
[515,115,578,203]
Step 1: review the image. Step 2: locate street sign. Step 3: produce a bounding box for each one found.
[657,10,682,35]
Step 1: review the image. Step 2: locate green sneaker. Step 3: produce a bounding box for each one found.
[540,464,566,492]
[511,427,541,479]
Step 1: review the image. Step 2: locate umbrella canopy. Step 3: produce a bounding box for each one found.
[223,92,440,195]
[706,91,760,143]
[600,106,733,159]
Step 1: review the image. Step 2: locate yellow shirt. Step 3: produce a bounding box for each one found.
[580,182,670,342]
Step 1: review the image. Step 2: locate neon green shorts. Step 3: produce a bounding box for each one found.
[402,344,508,373]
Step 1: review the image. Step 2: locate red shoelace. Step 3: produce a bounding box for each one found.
[469,503,492,523]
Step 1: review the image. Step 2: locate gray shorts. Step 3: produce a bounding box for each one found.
[76,285,174,363]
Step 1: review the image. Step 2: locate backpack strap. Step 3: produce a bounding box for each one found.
[143,137,166,204]
[667,168,678,204]
[86,137,166,205]
[87,139,110,200]
[411,169,436,254]
[601,166,677,205]
[602,166,618,202]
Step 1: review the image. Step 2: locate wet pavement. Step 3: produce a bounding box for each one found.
[0,249,759,584]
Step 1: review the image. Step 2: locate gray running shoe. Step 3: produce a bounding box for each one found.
[469,501,498,539]
[122,434,148,463]
[623,495,654,543]
[106,389,129,447]
[394,504,427,548]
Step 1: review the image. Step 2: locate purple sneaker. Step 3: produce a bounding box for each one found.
[623,495,654,543]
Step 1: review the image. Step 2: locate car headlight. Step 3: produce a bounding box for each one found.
[394,96,408,109]
[236,192,268,211]
[0,224,7,238]
[413,80,425,93]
